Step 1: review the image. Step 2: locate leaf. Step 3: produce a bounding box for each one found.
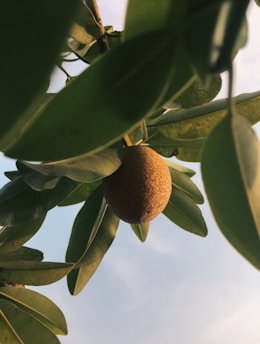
[0,287,67,335]
[146,128,204,161]
[0,261,73,286]
[0,177,78,226]
[168,167,204,204]
[201,112,260,269]
[165,160,196,177]
[0,247,43,262]
[16,161,61,191]
[150,91,260,140]
[0,217,45,254]
[18,144,124,184]
[58,181,101,206]
[66,188,119,295]
[5,31,178,161]
[130,223,150,242]
[0,1,80,148]
[0,300,60,344]
[172,74,222,109]
[163,187,207,237]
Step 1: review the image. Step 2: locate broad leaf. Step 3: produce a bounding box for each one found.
[130,223,150,242]
[0,1,80,149]
[0,247,43,262]
[0,216,45,254]
[201,112,260,269]
[0,177,78,226]
[5,31,178,161]
[0,300,60,344]
[0,261,73,286]
[17,144,123,184]
[66,188,119,295]
[0,287,67,335]
[163,187,207,237]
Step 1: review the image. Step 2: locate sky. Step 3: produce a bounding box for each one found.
[0,1,260,343]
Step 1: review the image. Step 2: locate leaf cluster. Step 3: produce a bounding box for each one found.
[0,0,260,342]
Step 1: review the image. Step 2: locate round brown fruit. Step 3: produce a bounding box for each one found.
[103,145,172,224]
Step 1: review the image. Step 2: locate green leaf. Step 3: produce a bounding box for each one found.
[0,262,73,286]
[171,75,222,109]
[165,160,196,177]
[16,161,61,191]
[0,177,78,226]
[66,188,119,295]
[146,128,204,161]
[163,187,207,237]
[5,31,177,161]
[0,247,43,262]
[0,1,80,148]
[0,300,60,344]
[201,112,260,269]
[130,223,150,242]
[0,287,67,335]
[0,217,45,254]
[58,181,101,206]
[18,144,124,184]
[150,91,260,140]
[169,167,204,204]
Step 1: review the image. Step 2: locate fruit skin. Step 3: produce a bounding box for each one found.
[103,145,172,224]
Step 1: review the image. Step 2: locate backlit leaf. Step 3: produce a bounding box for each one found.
[0,247,43,262]
[130,223,150,242]
[201,112,260,269]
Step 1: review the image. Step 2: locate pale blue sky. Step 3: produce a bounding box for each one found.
[0,1,260,343]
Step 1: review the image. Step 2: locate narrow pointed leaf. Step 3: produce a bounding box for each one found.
[169,167,204,204]
[166,161,196,177]
[201,113,260,269]
[150,91,260,140]
[0,247,43,262]
[18,144,124,183]
[0,262,73,286]
[0,217,45,254]
[0,287,67,335]
[66,188,119,294]
[0,300,60,344]
[0,177,78,226]
[130,223,150,242]
[58,181,101,206]
[163,187,207,237]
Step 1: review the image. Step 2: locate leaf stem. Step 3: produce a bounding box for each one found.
[227,63,235,115]
[89,0,109,52]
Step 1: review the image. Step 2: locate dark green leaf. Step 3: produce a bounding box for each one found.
[0,300,60,344]
[163,187,207,237]
[17,161,61,191]
[5,31,178,161]
[18,144,124,183]
[0,287,67,335]
[201,112,260,269]
[130,223,150,242]
[0,261,73,286]
[58,181,101,206]
[0,247,43,262]
[0,177,78,226]
[0,1,80,148]
[66,187,119,295]
[0,217,45,254]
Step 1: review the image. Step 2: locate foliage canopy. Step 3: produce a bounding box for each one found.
[0,0,259,342]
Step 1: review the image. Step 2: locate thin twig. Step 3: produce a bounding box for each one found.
[89,0,109,52]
